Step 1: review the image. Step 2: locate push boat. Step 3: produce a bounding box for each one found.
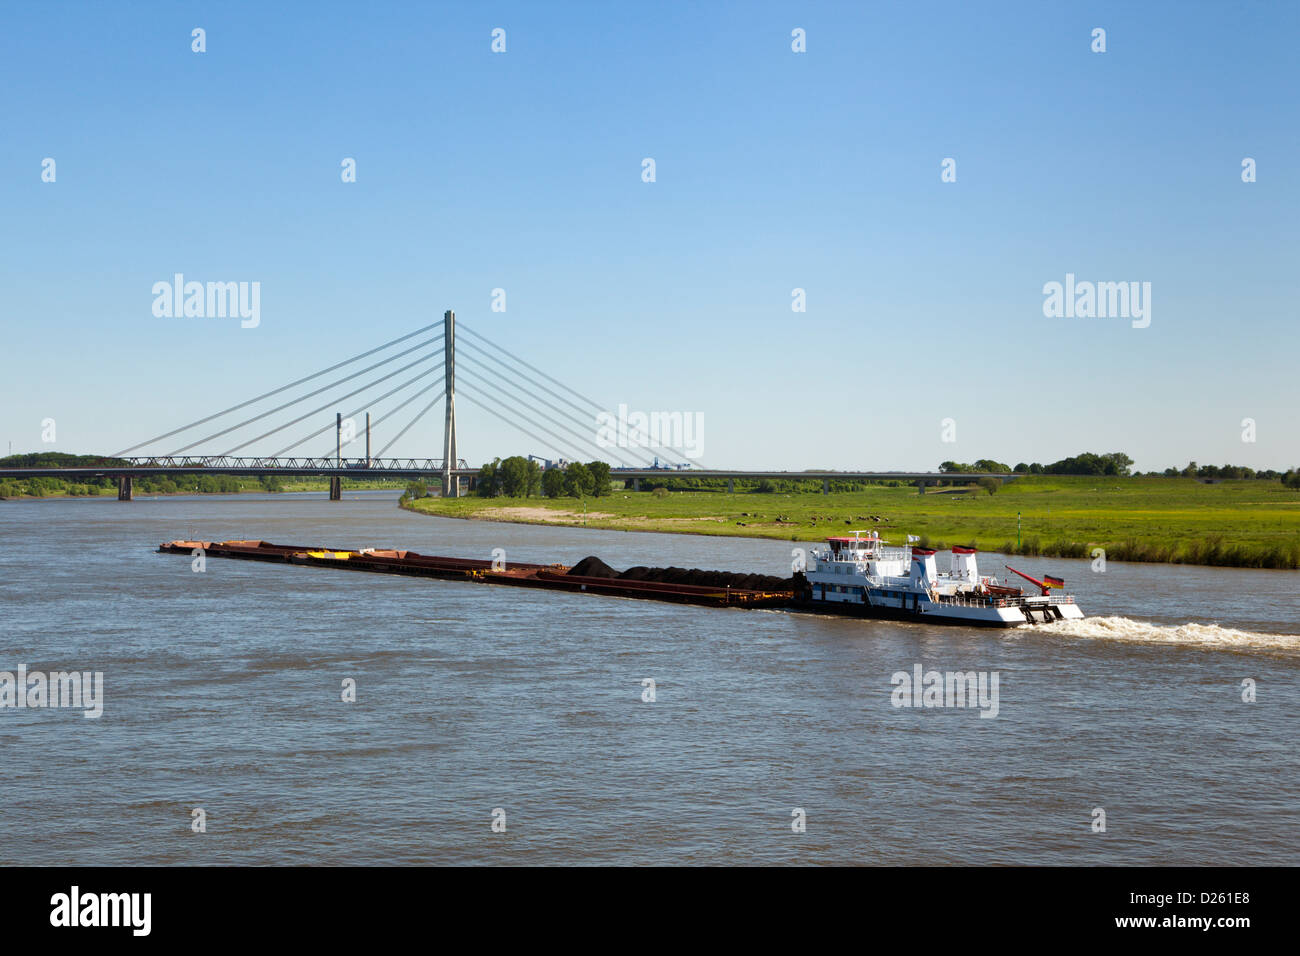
[796,531,1085,627]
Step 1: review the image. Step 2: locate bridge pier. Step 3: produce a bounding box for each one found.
[727,477,734,494]
[329,476,342,501]
[823,478,830,495]
[117,475,133,501]
[632,478,640,492]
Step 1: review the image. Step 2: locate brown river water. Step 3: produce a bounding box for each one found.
[1,490,1296,864]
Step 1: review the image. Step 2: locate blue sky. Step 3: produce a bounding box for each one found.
[2,1,1296,471]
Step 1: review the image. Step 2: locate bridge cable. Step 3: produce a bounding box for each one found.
[312,377,444,460]
[168,337,444,456]
[374,390,446,458]
[456,335,596,423]
[456,347,653,467]
[267,363,444,458]
[454,352,648,467]
[230,361,444,457]
[456,328,693,468]
[455,369,636,466]
[455,372,634,466]
[111,319,443,456]
[455,390,596,467]
[456,337,691,468]
[457,323,602,412]
[316,378,447,460]
[271,365,444,459]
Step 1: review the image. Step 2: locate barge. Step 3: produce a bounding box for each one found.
[159,534,1084,627]
[158,539,794,608]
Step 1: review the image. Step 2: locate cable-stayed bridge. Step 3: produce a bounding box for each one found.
[3,311,706,499]
[2,310,1015,499]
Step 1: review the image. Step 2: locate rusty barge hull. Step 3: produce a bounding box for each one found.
[158,540,795,609]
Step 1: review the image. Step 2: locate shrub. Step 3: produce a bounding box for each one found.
[542,468,566,498]
[586,461,611,497]
[564,462,594,497]
[497,456,531,497]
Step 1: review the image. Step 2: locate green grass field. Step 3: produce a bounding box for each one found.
[404,476,1300,569]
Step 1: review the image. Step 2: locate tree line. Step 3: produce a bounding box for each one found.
[941,451,1296,483]
[940,452,1136,476]
[463,457,614,499]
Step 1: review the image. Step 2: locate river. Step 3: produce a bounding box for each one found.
[1,491,1296,864]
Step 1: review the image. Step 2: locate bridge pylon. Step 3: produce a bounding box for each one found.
[442,309,459,497]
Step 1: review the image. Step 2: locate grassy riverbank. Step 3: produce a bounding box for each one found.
[402,476,1300,569]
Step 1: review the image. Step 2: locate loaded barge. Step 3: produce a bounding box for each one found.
[158,539,794,608]
[159,532,1085,627]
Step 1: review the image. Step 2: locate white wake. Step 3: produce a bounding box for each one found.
[1018,615,1300,653]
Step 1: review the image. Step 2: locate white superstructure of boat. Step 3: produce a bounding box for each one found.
[799,531,1085,627]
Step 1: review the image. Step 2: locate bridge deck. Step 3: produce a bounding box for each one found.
[1,462,1017,481]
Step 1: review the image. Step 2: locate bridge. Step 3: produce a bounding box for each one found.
[1,310,1015,499]
[0,457,480,500]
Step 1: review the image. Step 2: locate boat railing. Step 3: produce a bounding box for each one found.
[935,594,998,608]
[812,546,910,563]
[938,592,1076,608]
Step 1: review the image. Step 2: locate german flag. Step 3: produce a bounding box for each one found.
[1043,574,1065,589]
